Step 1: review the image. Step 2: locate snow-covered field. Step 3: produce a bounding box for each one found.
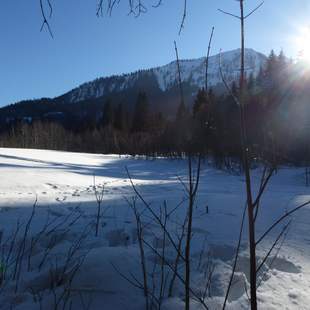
[0,148,309,310]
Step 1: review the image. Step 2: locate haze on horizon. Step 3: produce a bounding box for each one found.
[1,0,310,107]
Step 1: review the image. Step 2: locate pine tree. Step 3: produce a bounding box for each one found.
[231,81,238,97]
[265,50,278,87]
[131,92,149,132]
[176,101,187,121]
[102,99,114,128]
[255,65,264,89]
[277,50,286,68]
[114,103,126,131]
[193,88,208,119]
[247,72,255,94]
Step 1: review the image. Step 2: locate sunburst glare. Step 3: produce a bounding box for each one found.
[295,25,310,63]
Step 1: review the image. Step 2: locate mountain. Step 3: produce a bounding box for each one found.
[63,48,266,103]
[0,48,267,127]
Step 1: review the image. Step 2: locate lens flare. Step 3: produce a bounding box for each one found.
[296,26,310,63]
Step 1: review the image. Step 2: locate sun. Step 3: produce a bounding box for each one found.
[295,26,310,63]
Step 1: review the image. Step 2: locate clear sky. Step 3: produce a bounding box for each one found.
[1,0,310,107]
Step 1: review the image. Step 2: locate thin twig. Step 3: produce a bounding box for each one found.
[222,202,247,310]
[256,200,310,245]
[178,0,187,35]
[39,0,54,38]
[205,27,215,91]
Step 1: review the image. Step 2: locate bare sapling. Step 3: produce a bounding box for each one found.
[125,166,212,310]
[174,39,205,310]
[126,196,150,310]
[93,175,105,237]
[219,2,310,309]
[13,197,38,292]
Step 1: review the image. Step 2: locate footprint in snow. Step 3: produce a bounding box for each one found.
[46,183,58,189]
[56,196,67,202]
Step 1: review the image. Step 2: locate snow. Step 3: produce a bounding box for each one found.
[152,48,265,91]
[0,148,309,309]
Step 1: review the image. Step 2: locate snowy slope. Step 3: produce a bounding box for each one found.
[65,48,266,103]
[0,148,309,309]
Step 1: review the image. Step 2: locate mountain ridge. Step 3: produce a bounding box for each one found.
[61,48,266,104]
[0,48,267,128]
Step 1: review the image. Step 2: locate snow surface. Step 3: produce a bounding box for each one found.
[0,148,309,309]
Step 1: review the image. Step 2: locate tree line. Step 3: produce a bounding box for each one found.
[1,50,310,168]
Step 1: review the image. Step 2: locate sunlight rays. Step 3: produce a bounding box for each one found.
[295,25,310,63]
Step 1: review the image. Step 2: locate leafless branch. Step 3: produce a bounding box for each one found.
[219,50,240,106]
[39,0,54,38]
[222,202,246,310]
[256,220,291,274]
[93,175,105,237]
[174,40,185,108]
[127,196,150,309]
[257,221,290,289]
[178,0,187,35]
[13,197,38,292]
[168,212,188,297]
[253,166,275,221]
[244,1,264,19]
[218,1,264,20]
[125,166,186,261]
[142,238,209,309]
[218,8,240,19]
[205,27,215,91]
[152,0,162,8]
[256,200,310,245]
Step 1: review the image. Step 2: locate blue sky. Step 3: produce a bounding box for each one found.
[1,0,310,106]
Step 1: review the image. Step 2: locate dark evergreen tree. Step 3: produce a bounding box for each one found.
[131,92,149,132]
[265,50,278,89]
[193,89,208,119]
[231,81,238,97]
[176,101,187,121]
[114,103,126,131]
[255,65,264,89]
[247,72,255,94]
[102,99,114,128]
